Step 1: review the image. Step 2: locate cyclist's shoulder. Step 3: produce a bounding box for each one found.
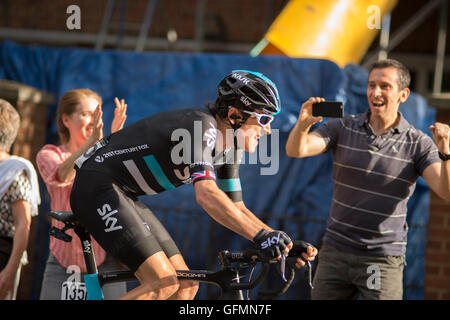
[185,107,217,123]
[150,107,217,127]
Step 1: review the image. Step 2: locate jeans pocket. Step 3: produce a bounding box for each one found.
[386,255,406,268]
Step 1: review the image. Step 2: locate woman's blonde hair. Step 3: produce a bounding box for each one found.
[56,89,102,144]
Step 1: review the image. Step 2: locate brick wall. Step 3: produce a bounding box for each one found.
[424,108,450,300]
[0,0,288,46]
[0,0,446,55]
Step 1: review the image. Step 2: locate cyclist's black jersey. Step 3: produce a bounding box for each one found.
[75,108,243,202]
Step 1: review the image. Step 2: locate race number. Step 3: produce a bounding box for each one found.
[61,281,86,300]
[61,265,87,300]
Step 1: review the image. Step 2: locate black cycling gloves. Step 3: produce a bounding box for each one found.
[253,229,292,259]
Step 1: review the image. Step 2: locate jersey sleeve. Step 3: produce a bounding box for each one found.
[189,117,217,183]
[215,149,243,202]
[187,112,242,202]
[216,162,242,202]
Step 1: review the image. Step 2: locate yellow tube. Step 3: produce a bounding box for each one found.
[253,0,397,67]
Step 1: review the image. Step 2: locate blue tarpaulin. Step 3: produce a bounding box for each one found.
[0,41,435,299]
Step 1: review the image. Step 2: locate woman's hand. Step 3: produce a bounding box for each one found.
[0,268,15,300]
[89,104,104,143]
[111,97,127,134]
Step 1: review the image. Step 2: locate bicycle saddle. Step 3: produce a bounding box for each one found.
[48,211,77,223]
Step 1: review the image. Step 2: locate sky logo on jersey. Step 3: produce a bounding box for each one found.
[191,170,216,183]
[97,203,123,233]
[204,122,217,148]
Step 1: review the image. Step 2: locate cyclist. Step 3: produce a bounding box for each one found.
[70,70,317,300]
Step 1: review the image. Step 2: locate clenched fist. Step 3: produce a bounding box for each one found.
[430,122,450,155]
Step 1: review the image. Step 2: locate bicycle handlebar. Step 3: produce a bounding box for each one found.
[218,240,314,298]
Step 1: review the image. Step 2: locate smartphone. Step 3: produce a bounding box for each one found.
[312,101,344,118]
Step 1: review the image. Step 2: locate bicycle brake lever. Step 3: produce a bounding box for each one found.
[286,253,313,288]
[303,258,314,289]
[280,253,287,282]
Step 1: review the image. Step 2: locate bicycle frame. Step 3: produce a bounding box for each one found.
[72,222,254,300]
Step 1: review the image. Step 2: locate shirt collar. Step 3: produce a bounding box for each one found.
[358,110,410,134]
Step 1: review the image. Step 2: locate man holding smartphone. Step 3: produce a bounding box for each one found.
[286,59,450,300]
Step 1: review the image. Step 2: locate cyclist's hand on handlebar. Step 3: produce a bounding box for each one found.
[294,245,318,268]
[287,240,318,269]
[253,229,293,260]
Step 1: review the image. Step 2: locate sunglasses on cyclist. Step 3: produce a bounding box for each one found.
[241,110,274,127]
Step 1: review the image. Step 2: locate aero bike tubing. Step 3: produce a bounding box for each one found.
[84,273,104,300]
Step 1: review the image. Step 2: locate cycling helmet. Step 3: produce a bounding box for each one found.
[217,70,281,115]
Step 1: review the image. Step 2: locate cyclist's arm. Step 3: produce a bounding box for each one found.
[194,179,264,240]
[234,201,274,232]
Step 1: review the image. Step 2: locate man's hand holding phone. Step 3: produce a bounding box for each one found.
[297,97,344,129]
[297,97,325,130]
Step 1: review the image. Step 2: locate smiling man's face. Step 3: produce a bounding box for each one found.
[367,67,409,122]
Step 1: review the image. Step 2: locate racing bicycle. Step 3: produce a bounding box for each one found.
[48,210,313,300]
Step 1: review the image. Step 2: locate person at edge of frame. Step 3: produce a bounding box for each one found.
[0,99,41,300]
[286,59,450,300]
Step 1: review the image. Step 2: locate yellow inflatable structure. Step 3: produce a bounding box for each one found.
[251,0,397,67]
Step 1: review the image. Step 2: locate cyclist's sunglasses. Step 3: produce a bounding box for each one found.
[241,110,274,127]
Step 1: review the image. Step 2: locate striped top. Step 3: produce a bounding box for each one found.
[313,111,440,256]
[36,144,107,272]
